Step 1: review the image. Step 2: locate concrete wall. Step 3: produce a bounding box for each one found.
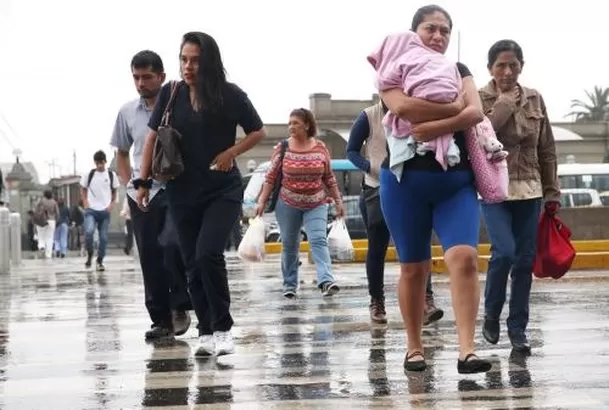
[431,206,609,245]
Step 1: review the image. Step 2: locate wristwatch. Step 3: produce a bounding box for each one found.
[132,178,153,190]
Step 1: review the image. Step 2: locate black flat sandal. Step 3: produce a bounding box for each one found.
[457,353,492,374]
[404,350,427,372]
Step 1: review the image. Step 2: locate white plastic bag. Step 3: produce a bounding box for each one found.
[237,217,266,262]
[327,218,354,262]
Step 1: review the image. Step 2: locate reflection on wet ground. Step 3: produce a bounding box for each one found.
[0,255,608,409]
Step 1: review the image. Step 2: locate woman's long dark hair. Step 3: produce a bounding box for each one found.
[180,32,226,112]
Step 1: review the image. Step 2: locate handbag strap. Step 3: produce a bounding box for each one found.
[160,81,181,127]
[275,139,289,183]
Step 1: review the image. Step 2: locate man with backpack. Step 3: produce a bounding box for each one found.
[80,150,119,271]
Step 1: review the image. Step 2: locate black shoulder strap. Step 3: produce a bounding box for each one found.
[277,139,289,175]
[160,81,181,127]
[87,169,96,187]
[279,139,288,159]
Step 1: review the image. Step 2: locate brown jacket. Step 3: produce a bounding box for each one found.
[479,81,560,202]
[39,198,59,220]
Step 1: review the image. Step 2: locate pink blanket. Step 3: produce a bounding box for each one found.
[368,31,461,169]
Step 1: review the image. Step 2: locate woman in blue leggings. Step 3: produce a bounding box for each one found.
[379,4,492,374]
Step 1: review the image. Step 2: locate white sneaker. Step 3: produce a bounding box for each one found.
[214,331,235,356]
[195,335,215,357]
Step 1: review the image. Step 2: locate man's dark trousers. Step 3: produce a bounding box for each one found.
[128,190,191,328]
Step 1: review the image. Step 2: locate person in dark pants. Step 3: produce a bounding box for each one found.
[159,208,192,313]
[111,50,192,340]
[137,32,266,357]
[27,210,38,251]
[120,197,134,255]
[225,214,243,251]
[479,40,560,353]
[346,102,444,325]
[69,202,84,252]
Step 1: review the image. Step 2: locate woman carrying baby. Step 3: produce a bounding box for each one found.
[479,40,560,353]
[372,4,492,373]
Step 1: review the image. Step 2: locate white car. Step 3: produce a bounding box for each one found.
[560,188,603,208]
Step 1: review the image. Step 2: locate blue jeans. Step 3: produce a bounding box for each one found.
[54,222,69,255]
[275,199,334,291]
[481,198,542,333]
[84,209,110,261]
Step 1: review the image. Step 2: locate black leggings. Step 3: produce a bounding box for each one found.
[359,186,433,299]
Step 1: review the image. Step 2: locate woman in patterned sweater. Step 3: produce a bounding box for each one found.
[257,108,343,298]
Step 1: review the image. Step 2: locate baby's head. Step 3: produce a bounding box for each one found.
[367,31,418,71]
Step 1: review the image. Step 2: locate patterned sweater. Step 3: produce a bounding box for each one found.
[265,141,339,209]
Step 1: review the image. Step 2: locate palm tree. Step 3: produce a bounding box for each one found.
[567,86,609,122]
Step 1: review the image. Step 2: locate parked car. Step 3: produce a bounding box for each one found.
[599,191,609,206]
[560,188,603,208]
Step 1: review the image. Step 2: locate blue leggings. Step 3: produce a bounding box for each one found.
[380,168,479,263]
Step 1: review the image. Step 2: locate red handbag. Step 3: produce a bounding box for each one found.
[533,211,576,279]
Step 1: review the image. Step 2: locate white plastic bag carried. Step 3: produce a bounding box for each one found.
[237,217,266,262]
[327,218,354,262]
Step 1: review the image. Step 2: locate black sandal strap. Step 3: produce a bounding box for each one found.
[463,353,478,362]
[407,350,425,360]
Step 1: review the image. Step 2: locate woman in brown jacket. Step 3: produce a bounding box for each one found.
[479,40,561,353]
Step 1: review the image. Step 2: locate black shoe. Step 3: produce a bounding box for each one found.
[96,261,105,272]
[457,353,492,374]
[483,317,500,344]
[145,325,174,340]
[172,310,191,336]
[404,351,427,372]
[85,254,92,268]
[508,331,531,353]
[283,289,297,299]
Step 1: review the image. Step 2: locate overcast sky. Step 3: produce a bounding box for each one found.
[0,0,606,182]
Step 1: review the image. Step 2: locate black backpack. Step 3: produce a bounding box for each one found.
[87,169,116,195]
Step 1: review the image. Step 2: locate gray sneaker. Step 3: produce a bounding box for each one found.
[320,282,340,297]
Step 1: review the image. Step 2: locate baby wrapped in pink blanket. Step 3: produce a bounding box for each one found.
[368,31,461,172]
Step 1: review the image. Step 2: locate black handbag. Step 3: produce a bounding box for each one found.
[152,81,184,181]
[264,139,289,213]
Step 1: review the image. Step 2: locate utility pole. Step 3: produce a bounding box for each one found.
[73,150,77,175]
[46,158,58,179]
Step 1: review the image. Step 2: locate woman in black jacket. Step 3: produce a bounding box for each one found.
[137,32,266,357]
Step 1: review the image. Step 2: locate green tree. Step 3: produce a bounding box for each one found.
[567,86,609,122]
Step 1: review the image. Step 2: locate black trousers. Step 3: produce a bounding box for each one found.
[359,185,434,299]
[128,190,192,328]
[124,219,134,253]
[170,195,241,335]
[225,219,243,251]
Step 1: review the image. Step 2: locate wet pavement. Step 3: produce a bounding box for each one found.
[0,255,608,409]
